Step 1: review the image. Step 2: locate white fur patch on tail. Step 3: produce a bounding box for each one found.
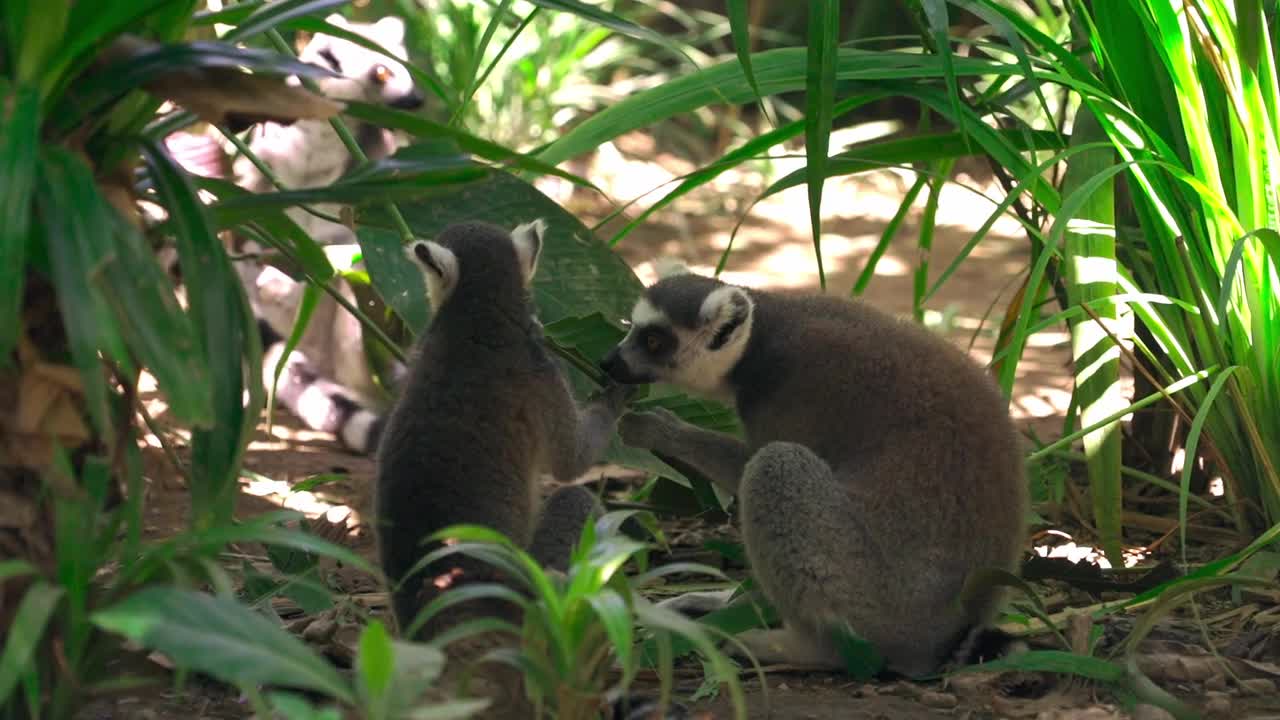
[341,409,381,453]
[406,240,458,311]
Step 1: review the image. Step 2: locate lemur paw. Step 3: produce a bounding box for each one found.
[617,408,682,450]
[592,380,637,417]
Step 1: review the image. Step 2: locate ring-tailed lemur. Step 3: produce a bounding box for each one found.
[230,14,425,454]
[599,269,1028,678]
[375,220,631,716]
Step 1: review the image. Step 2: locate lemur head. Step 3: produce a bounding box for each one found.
[600,270,754,399]
[301,15,425,109]
[406,220,545,313]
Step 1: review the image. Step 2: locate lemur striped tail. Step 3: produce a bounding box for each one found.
[260,322,387,455]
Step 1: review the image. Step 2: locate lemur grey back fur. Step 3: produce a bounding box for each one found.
[601,271,1027,678]
[230,14,425,455]
[374,220,628,716]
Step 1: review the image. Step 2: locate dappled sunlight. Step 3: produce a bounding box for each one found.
[1033,529,1149,569]
[241,472,360,528]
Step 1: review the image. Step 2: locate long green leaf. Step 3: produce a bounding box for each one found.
[35,149,128,435]
[140,137,260,528]
[0,84,39,361]
[92,588,353,702]
[1061,107,1123,567]
[339,101,596,190]
[726,0,761,103]
[536,48,1028,167]
[0,582,62,704]
[220,0,346,42]
[608,94,885,248]
[804,0,837,290]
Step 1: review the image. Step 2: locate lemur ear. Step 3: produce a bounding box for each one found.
[406,240,458,311]
[510,218,547,285]
[653,256,692,280]
[373,16,406,45]
[698,286,754,351]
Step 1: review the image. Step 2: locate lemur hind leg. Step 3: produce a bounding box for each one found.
[732,441,872,671]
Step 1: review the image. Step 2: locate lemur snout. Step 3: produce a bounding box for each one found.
[600,347,647,384]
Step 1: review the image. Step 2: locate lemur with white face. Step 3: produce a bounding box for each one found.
[375,220,629,715]
[600,270,1027,678]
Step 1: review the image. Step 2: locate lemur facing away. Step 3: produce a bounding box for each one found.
[231,14,425,454]
[600,270,1028,678]
[375,221,630,715]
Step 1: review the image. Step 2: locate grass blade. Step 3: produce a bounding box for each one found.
[803,0,838,290]
[220,0,346,42]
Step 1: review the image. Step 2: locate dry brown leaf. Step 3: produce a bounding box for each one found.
[98,35,344,130]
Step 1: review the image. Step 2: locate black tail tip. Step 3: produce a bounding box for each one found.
[955,626,1027,667]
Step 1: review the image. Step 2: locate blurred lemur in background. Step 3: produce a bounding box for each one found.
[166,14,426,454]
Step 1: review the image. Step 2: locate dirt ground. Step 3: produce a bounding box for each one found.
[81,135,1280,720]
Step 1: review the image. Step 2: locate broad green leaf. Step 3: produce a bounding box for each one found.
[0,85,39,361]
[279,569,334,615]
[356,620,395,710]
[92,588,353,702]
[386,641,452,714]
[0,581,62,704]
[356,223,430,335]
[357,169,643,331]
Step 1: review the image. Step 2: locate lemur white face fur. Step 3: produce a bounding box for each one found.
[601,269,754,402]
[300,14,424,109]
[405,219,546,312]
